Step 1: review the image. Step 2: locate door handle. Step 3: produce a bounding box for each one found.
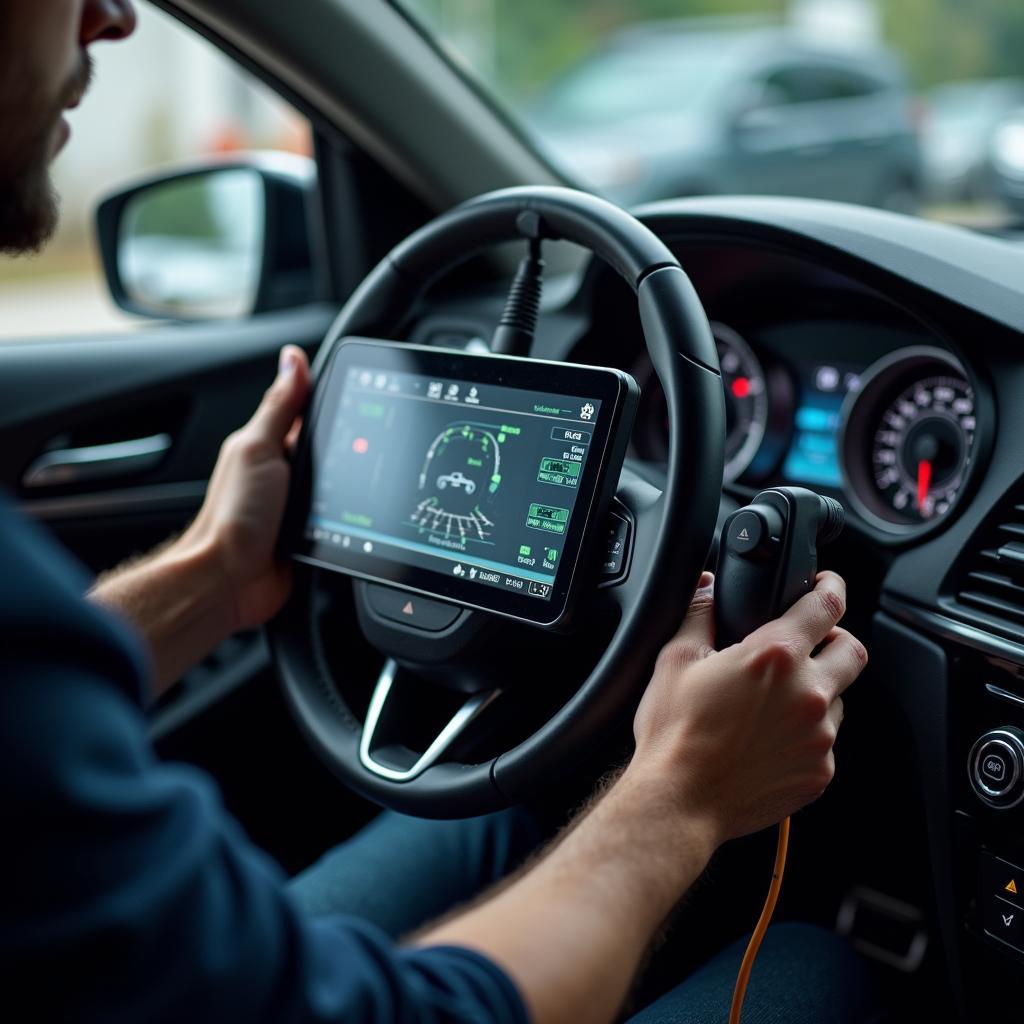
[23,433,173,489]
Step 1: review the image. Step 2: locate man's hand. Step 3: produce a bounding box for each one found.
[178,345,311,634]
[418,572,867,1024]
[629,569,866,846]
[89,346,310,695]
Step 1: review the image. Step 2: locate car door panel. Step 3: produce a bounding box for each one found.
[1,303,336,572]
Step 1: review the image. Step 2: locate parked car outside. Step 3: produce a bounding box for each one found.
[921,78,1024,203]
[526,20,924,211]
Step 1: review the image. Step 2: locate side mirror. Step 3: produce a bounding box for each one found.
[96,154,320,321]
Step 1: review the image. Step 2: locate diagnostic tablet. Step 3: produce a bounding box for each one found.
[288,338,637,627]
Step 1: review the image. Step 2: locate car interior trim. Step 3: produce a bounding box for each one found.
[358,658,502,782]
[22,434,174,490]
[21,481,208,523]
[881,594,1024,667]
[984,683,1024,709]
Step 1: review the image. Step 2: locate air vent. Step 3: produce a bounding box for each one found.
[952,499,1024,636]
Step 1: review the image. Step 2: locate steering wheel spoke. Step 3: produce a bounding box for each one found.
[597,458,666,610]
[359,659,502,783]
[615,458,664,520]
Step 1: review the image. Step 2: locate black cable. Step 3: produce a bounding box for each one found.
[490,237,544,356]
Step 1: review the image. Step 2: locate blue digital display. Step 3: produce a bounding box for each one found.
[782,400,844,487]
[782,364,861,488]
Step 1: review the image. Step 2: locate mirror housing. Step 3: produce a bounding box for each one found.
[96,153,321,321]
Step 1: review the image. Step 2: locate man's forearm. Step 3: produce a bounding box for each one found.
[89,536,234,699]
[416,767,717,1024]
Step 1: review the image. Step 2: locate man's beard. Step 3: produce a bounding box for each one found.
[0,54,92,256]
[0,141,60,255]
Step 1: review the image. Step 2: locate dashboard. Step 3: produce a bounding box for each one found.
[572,234,989,545]
[631,318,977,538]
[406,197,1024,1021]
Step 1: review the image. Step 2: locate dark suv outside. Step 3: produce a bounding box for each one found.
[528,21,924,212]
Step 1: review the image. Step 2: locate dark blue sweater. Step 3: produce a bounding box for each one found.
[0,498,528,1023]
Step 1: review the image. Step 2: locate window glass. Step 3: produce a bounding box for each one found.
[760,68,812,106]
[0,2,311,340]
[820,69,881,101]
[401,0,1024,232]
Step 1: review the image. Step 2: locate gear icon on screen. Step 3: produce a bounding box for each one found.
[580,403,595,420]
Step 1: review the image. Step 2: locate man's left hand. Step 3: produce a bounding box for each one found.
[180,344,311,633]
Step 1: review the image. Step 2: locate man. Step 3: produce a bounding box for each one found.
[1,3,874,1022]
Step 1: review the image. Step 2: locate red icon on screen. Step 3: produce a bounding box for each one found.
[352,437,369,454]
[731,377,751,399]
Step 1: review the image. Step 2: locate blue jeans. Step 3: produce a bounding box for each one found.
[289,808,880,1023]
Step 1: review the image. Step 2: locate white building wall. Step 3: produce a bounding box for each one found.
[51,4,267,238]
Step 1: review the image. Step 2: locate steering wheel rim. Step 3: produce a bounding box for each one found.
[269,186,725,817]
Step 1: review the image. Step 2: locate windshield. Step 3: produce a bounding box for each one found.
[399,1,1024,231]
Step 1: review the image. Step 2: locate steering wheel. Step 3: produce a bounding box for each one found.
[269,186,725,817]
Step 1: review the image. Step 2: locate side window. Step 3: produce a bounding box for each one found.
[0,2,311,340]
[801,67,882,102]
[757,67,811,108]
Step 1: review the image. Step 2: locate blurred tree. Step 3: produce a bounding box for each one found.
[882,0,1024,87]
[406,0,1024,98]
[407,0,784,99]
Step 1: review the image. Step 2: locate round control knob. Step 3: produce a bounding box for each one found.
[725,504,783,559]
[969,728,1024,809]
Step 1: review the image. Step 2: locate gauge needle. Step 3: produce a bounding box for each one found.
[917,459,932,511]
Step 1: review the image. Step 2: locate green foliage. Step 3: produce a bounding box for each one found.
[405,0,1024,98]
[884,0,1024,88]
[129,177,223,240]
[407,0,785,98]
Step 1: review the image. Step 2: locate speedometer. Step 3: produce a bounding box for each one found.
[871,376,975,521]
[841,348,977,533]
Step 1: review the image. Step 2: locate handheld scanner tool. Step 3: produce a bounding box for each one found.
[715,486,844,1024]
[714,487,845,647]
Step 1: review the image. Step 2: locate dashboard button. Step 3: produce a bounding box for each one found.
[969,729,1024,808]
[981,852,1024,902]
[982,750,1010,786]
[983,893,1024,952]
[980,854,1024,954]
[365,584,462,632]
[599,507,632,585]
[724,505,783,559]
[727,510,765,554]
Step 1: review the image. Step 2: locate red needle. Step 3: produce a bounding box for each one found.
[917,459,932,511]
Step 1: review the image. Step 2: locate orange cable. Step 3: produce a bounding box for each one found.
[727,815,791,1024]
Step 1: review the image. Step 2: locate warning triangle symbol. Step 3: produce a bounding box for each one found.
[738,528,750,540]
[402,601,415,615]
[1007,879,1018,895]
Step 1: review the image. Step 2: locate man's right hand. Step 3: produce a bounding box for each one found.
[417,572,867,1024]
[628,569,867,846]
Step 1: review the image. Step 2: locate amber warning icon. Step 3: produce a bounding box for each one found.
[1006,878,1018,895]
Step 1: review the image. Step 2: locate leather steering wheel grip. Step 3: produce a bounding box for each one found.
[268,186,725,816]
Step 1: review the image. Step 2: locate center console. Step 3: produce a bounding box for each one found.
[877,599,1024,1018]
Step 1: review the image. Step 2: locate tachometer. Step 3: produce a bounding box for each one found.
[632,322,770,482]
[841,348,977,532]
[715,323,769,482]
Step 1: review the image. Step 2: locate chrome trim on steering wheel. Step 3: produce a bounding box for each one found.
[359,659,502,782]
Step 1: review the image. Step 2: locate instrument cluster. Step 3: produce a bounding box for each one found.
[633,323,979,538]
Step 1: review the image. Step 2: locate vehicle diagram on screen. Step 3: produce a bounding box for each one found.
[409,421,502,543]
